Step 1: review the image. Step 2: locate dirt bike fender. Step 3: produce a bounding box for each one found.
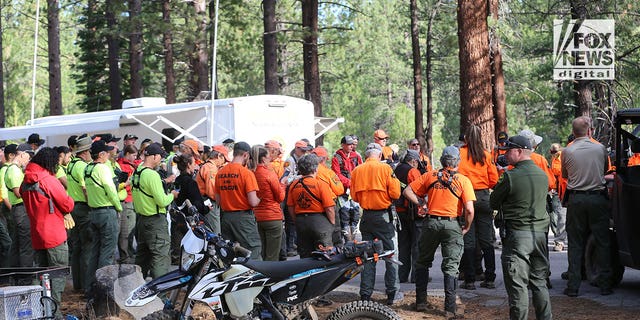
[125,269,194,307]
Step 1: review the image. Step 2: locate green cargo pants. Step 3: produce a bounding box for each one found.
[87,207,119,290]
[257,220,283,261]
[221,210,262,260]
[501,229,551,320]
[136,213,171,279]
[118,201,136,264]
[34,242,68,317]
[69,202,92,291]
[11,204,34,267]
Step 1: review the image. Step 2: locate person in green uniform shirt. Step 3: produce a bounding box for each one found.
[65,136,93,291]
[5,143,34,267]
[132,143,177,279]
[84,140,123,291]
[490,135,551,320]
[0,144,20,267]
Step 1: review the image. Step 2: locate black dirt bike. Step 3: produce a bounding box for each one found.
[125,202,401,320]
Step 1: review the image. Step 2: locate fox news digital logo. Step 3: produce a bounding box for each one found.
[553,19,614,80]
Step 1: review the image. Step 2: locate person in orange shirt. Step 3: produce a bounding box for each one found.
[519,129,556,191]
[350,143,401,304]
[253,146,286,261]
[393,150,424,283]
[265,140,285,178]
[286,154,335,258]
[457,125,499,290]
[312,147,345,247]
[373,129,398,165]
[628,139,640,166]
[214,141,261,260]
[549,143,567,251]
[493,131,509,175]
[403,146,475,315]
[196,144,228,234]
[407,138,432,174]
[182,139,203,166]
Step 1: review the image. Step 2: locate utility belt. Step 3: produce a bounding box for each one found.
[11,203,24,207]
[221,209,253,215]
[426,214,459,222]
[91,206,115,211]
[137,212,165,218]
[567,189,607,196]
[296,212,324,217]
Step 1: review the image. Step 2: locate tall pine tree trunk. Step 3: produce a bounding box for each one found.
[163,0,176,103]
[425,1,441,156]
[106,0,122,109]
[489,0,506,136]
[302,0,322,145]
[458,0,494,149]
[263,0,278,94]
[410,0,426,154]
[129,0,143,98]
[192,0,209,97]
[571,0,592,117]
[47,0,62,115]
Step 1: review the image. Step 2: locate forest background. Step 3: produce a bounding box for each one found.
[1,0,639,159]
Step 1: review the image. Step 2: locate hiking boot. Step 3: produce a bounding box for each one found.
[387,291,404,305]
[479,280,495,289]
[459,281,476,290]
[475,273,486,282]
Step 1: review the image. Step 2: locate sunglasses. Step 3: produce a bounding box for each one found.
[411,143,419,146]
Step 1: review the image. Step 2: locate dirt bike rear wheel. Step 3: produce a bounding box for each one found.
[141,309,181,320]
[326,301,401,320]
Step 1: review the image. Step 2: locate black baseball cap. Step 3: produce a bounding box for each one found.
[90,140,115,155]
[27,133,45,146]
[499,135,532,150]
[124,133,138,140]
[93,133,120,143]
[144,142,167,158]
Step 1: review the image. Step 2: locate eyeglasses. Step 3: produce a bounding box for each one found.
[411,143,419,146]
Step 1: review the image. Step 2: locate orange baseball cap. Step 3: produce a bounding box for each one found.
[212,144,230,161]
[265,140,281,148]
[374,129,389,139]
[312,146,328,158]
[183,140,201,156]
[295,140,312,151]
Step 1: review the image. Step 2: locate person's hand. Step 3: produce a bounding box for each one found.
[165,174,177,184]
[64,214,75,230]
[462,224,471,235]
[171,190,179,198]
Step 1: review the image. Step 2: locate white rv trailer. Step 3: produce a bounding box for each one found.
[0,95,344,152]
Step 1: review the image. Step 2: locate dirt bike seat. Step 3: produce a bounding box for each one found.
[244,254,348,280]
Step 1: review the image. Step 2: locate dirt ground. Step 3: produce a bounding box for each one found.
[60,284,640,320]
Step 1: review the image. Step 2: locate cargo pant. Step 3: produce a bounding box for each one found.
[34,242,69,317]
[501,229,552,320]
[566,192,611,291]
[257,220,283,261]
[398,211,423,283]
[69,202,91,291]
[0,203,12,268]
[87,207,119,290]
[359,210,399,299]
[221,210,262,260]
[118,201,136,263]
[11,204,34,267]
[295,213,333,258]
[136,213,171,279]
[461,190,495,282]
[203,202,221,234]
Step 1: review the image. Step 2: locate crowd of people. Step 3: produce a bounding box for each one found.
[0,116,623,319]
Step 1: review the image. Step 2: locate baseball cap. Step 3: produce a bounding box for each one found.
[365,143,382,152]
[264,140,281,149]
[441,146,460,159]
[295,140,312,151]
[90,140,115,155]
[374,129,389,140]
[144,142,167,158]
[93,133,121,143]
[74,136,93,154]
[27,133,45,146]
[518,129,542,147]
[404,149,420,162]
[67,135,78,148]
[340,135,355,145]
[499,135,533,150]
[124,133,138,140]
[311,146,328,158]
[183,140,201,156]
[212,145,230,161]
[172,137,184,146]
[497,131,508,143]
[4,144,18,155]
[234,141,251,153]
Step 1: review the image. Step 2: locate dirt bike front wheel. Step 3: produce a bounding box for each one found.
[326,300,401,320]
[141,309,181,320]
